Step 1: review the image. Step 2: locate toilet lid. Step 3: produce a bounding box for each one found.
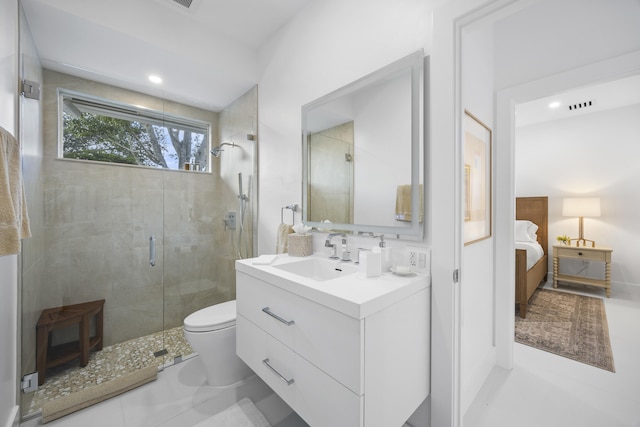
[184,300,236,332]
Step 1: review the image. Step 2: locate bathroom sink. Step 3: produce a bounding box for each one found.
[273,258,358,282]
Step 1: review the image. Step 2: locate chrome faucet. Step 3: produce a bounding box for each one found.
[355,247,370,264]
[325,233,351,262]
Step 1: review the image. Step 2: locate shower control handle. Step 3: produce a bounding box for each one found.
[261,307,295,326]
[149,235,156,267]
[262,358,295,385]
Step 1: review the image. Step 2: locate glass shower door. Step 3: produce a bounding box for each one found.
[161,170,227,365]
[19,159,167,418]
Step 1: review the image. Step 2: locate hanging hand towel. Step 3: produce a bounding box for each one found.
[395,184,424,222]
[0,126,31,256]
[275,223,294,254]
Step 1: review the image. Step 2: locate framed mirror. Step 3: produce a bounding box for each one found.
[301,50,425,239]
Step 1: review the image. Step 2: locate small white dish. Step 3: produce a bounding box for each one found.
[316,220,333,233]
[391,265,415,276]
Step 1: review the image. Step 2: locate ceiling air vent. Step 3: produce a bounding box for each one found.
[171,0,193,8]
[568,100,593,111]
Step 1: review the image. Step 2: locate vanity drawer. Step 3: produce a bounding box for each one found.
[236,271,363,394]
[237,315,363,427]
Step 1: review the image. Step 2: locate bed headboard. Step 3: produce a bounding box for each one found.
[516,196,548,255]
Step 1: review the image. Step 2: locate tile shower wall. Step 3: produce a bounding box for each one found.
[163,86,258,329]
[20,70,256,376]
[218,86,257,259]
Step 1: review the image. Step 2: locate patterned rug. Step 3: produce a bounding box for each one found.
[515,289,615,372]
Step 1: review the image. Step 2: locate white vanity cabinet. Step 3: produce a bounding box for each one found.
[235,256,430,427]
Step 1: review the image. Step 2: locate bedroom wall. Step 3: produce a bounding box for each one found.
[515,103,640,290]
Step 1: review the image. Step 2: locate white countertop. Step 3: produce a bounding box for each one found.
[236,254,430,319]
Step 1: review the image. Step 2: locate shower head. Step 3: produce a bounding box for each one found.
[210,142,236,158]
[210,146,222,157]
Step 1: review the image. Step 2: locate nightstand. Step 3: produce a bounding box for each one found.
[552,244,613,297]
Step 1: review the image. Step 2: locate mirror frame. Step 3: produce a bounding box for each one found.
[301,49,424,239]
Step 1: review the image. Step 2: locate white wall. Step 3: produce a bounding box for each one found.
[257,0,431,255]
[257,0,512,424]
[0,0,19,424]
[460,22,495,415]
[494,0,640,92]
[257,1,437,424]
[516,103,640,288]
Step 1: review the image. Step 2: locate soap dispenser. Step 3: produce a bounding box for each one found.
[373,235,392,272]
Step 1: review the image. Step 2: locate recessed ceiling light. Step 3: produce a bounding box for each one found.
[148,75,162,84]
[548,101,561,109]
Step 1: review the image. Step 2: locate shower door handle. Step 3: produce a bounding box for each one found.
[149,235,156,267]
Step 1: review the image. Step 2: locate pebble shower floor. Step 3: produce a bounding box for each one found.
[22,326,194,418]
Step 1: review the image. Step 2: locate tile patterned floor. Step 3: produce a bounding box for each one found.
[22,326,194,417]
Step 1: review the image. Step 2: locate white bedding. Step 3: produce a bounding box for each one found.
[515,241,544,270]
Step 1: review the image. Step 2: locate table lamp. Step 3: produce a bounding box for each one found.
[562,197,600,247]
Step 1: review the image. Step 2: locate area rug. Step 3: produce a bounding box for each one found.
[194,398,271,427]
[515,289,615,372]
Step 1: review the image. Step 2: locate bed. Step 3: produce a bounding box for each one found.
[515,196,548,318]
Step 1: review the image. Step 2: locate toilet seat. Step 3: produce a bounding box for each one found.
[184,300,237,332]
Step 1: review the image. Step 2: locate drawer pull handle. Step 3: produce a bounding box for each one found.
[263,358,295,385]
[262,307,295,326]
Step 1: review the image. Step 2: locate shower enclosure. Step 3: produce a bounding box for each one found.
[18,62,258,418]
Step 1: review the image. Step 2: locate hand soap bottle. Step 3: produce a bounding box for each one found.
[372,235,392,272]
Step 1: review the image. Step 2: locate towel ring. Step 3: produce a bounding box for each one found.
[281,204,298,225]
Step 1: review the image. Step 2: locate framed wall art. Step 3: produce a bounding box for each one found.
[463,110,492,245]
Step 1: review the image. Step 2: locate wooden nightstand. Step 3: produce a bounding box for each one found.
[552,244,613,297]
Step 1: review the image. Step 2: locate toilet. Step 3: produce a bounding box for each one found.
[183,300,253,387]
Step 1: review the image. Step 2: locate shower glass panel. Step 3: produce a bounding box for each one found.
[19,70,169,418]
[18,64,257,419]
[307,121,354,224]
[162,86,258,349]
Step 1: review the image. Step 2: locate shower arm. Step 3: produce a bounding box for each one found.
[210,142,236,157]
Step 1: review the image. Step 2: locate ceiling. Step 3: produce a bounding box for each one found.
[22,0,640,121]
[516,73,640,127]
[21,0,311,111]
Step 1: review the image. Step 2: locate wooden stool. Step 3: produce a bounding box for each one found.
[36,299,105,386]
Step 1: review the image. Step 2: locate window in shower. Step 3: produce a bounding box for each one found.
[59,89,211,172]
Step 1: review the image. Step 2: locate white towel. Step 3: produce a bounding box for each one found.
[194,398,271,427]
[276,223,293,254]
[0,126,31,256]
[395,184,424,223]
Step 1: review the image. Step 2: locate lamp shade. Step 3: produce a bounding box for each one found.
[562,197,601,217]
